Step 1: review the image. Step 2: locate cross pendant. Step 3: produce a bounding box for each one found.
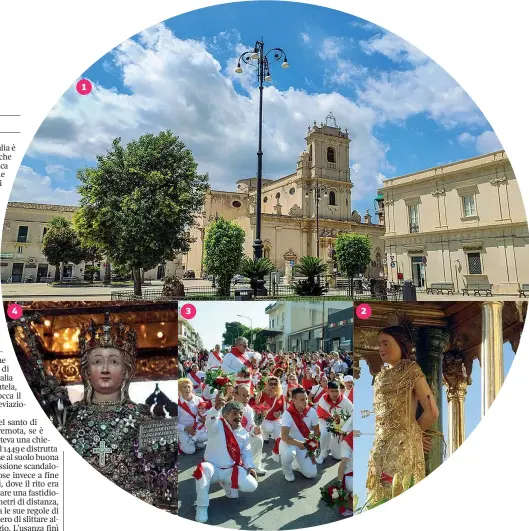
[92,440,113,466]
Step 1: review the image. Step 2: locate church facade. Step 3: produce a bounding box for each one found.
[182,118,385,277]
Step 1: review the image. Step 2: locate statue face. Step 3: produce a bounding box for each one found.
[87,347,126,396]
[378,333,402,365]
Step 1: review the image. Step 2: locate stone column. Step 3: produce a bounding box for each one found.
[481,301,504,417]
[442,350,469,456]
[415,327,450,475]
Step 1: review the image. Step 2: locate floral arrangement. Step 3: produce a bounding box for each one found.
[256,371,269,393]
[320,481,358,516]
[304,434,320,458]
[252,403,269,426]
[325,410,351,436]
[204,367,234,394]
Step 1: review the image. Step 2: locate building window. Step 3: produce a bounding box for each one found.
[462,195,476,217]
[232,200,241,208]
[327,147,335,163]
[263,196,268,203]
[42,227,48,240]
[468,252,483,274]
[309,145,312,161]
[17,226,28,243]
[275,192,281,200]
[289,187,296,195]
[408,204,420,233]
[329,191,336,206]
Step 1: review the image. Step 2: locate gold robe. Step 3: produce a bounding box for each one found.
[366,359,426,504]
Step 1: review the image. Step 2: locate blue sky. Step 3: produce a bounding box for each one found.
[11,0,501,220]
[353,340,515,508]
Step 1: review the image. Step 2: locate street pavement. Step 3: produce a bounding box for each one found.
[178,440,347,529]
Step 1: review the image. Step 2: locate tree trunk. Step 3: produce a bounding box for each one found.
[133,267,142,297]
[104,262,111,285]
[54,265,60,282]
[59,262,64,282]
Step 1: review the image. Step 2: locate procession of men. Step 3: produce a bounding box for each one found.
[178,337,356,528]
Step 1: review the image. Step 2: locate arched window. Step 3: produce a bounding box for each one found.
[327,147,335,163]
[375,249,382,267]
[308,144,313,161]
[329,191,336,206]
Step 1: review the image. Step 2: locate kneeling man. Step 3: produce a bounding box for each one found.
[193,394,258,523]
[279,387,320,482]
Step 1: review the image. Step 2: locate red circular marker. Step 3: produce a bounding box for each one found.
[76,78,93,95]
[356,303,372,320]
[7,303,23,320]
[180,304,197,320]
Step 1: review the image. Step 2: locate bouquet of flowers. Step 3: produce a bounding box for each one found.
[256,371,269,393]
[320,481,358,516]
[252,403,269,426]
[304,433,320,458]
[204,367,234,394]
[325,410,351,436]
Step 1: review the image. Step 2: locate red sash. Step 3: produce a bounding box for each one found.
[262,394,283,421]
[189,372,202,386]
[211,350,223,364]
[178,398,197,420]
[231,347,252,369]
[312,385,327,404]
[286,403,311,439]
[343,431,354,450]
[301,378,313,392]
[316,393,343,420]
[346,387,353,403]
[241,415,249,431]
[221,417,243,489]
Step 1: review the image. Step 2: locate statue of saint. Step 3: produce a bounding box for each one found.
[12,312,177,509]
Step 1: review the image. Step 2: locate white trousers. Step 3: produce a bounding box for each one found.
[179,429,197,455]
[191,428,208,445]
[195,462,258,507]
[261,419,281,441]
[279,441,317,479]
[318,420,342,460]
[343,474,353,493]
[249,434,263,469]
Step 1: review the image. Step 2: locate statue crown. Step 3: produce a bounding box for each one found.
[78,312,137,359]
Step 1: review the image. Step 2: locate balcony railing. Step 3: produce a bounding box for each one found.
[409,223,420,233]
[327,162,337,169]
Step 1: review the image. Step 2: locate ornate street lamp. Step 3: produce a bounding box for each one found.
[235,39,289,260]
[305,180,329,286]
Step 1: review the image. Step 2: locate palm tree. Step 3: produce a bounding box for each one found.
[239,257,276,296]
[293,256,328,296]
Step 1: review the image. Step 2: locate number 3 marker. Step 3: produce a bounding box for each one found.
[180,304,197,320]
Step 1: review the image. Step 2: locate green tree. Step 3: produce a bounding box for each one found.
[42,217,86,281]
[74,130,208,296]
[334,233,372,280]
[293,256,328,296]
[252,328,267,353]
[222,322,251,348]
[203,218,245,297]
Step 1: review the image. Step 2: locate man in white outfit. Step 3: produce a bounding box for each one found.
[222,337,253,374]
[207,344,223,370]
[178,378,207,454]
[194,394,258,523]
[280,387,320,482]
[315,381,353,464]
[233,384,266,476]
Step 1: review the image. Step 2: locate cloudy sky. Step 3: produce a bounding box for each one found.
[11,0,501,218]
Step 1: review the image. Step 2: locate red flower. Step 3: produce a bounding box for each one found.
[381,472,393,484]
[215,377,229,386]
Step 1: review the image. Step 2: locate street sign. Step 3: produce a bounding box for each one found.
[290,260,295,267]
[390,261,396,268]
[422,256,427,265]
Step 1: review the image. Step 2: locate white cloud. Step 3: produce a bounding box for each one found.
[318,37,368,86]
[44,163,70,179]
[457,130,502,153]
[10,166,80,205]
[301,32,311,44]
[476,130,502,153]
[25,24,388,198]
[360,32,428,66]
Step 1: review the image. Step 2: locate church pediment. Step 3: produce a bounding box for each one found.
[284,249,298,260]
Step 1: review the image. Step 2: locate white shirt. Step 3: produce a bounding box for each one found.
[316,394,354,419]
[241,404,259,436]
[207,350,223,370]
[281,407,319,442]
[222,351,251,374]
[204,407,255,469]
[177,395,201,431]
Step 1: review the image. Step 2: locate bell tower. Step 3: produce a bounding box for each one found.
[303,113,353,222]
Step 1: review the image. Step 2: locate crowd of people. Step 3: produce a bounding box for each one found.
[178,338,356,523]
